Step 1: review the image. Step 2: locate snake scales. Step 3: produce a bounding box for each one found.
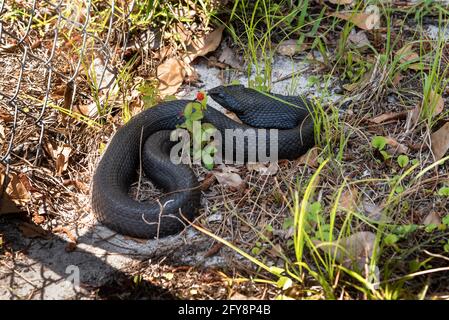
[91,85,315,238]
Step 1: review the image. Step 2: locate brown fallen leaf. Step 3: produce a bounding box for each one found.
[73,102,98,118]
[32,213,46,225]
[276,39,310,56]
[19,222,50,239]
[297,147,320,168]
[213,170,245,190]
[422,212,441,226]
[332,5,380,30]
[385,137,409,154]
[246,162,278,176]
[45,142,72,176]
[369,111,408,124]
[329,0,353,4]
[63,81,75,110]
[204,242,224,258]
[347,29,370,48]
[218,45,242,70]
[430,122,449,161]
[63,179,89,194]
[157,57,186,98]
[0,109,13,122]
[396,43,426,71]
[0,170,31,206]
[339,187,359,212]
[53,226,77,243]
[184,25,225,64]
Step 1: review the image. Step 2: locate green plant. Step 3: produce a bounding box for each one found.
[177,92,217,170]
[397,155,409,168]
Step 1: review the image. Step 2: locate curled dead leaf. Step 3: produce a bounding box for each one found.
[184,25,225,64]
[431,122,449,161]
[0,169,31,207]
[332,5,381,30]
[422,212,441,226]
[369,111,408,124]
[157,57,186,98]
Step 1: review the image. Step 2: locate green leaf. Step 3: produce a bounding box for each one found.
[384,234,399,246]
[437,186,449,196]
[184,103,193,118]
[380,150,391,160]
[268,266,285,276]
[395,185,404,194]
[425,224,437,233]
[444,241,449,253]
[442,215,449,226]
[397,155,409,168]
[283,217,294,229]
[276,276,293,290]
[371,136,387,150]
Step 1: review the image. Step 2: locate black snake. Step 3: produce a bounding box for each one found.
[91,85,315,238]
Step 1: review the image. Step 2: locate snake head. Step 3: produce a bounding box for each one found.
[208,85,247,115]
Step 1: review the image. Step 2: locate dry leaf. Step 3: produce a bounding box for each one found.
[46,142,72,176]
[369,111,408,124]
[347,30,370,48]
[396,43,426,71]
[63,81,75,110]
[246,162,278,175]
[329,0,353,4]
[313,231,376,271]
[0,109,13,122]
[297,147,319,168]
[362,199,383,221]
[218,45,242,70]
[32,213,45,225]
[53,226,77,243]
[332,5,380,30]
[340,187,359,211]
[19,222,49,239]
[0,170,31,206]
[431,122,449,161]
[184,25,225,64]
[213,171,245,189]
[385,137,409,154]
[422,212,441,226]
[276,39,310,56]
[73,102,98,117]
[157,57,186,98]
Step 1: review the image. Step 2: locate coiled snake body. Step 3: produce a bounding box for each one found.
[92,85,315,238]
